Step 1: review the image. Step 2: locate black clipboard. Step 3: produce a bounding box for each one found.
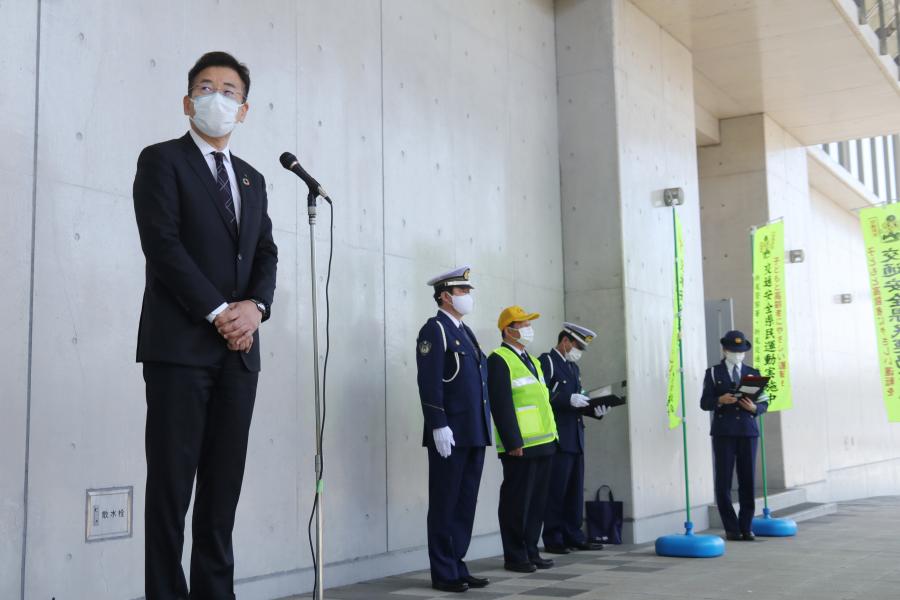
[734,375,769,402]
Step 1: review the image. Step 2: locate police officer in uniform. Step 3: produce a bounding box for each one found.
[488,306,558,573]
[700,330,769,541]
[540,323,608,554]
[416,266,492,593]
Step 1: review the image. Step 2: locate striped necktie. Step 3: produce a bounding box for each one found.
[213,151,238,236]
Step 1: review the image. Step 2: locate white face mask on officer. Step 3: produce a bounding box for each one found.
[724,351,745,365]
[565,347,583,362]
[190,92,242,138]
[450,292,474,316]
[512,326,535,346]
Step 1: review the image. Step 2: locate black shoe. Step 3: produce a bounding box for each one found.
[461,575,490,588]
[725,531,742,541]
[543,545,571,554]
[742,532,756,541]
[531,556,554,569]
[504,561,537,573]
[432,580,469,593]
[569,541,604,551]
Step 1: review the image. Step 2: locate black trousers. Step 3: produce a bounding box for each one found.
[426,446,485,583]
[498,453,554,565]
[542,451,586,548]
[143,352,258,600]
[712,435,758,535]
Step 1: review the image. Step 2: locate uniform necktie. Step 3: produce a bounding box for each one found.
[213,151,238,235]
[522,351,538,378]
[732,364,741,388]
[458,324,476,353]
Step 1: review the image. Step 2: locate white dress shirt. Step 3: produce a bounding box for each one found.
[189,129,241,322]
[438,309,462,328]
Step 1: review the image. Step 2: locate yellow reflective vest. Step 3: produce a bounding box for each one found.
[491,346,558,453]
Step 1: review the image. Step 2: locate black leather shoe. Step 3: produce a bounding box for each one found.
[569,541,604,551]
[504,561,537,573]
[725,531,742,541]
[543,545,571,554]
[462,575,490,588]
[531,556,554,569]
[432,580,469,593]
[742,532,756,541]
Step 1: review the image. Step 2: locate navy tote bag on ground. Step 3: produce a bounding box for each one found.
[585,485,623,544]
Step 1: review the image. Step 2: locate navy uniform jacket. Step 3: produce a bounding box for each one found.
[700,361,769,437]
[538,349,601,454]
[416,311,492,448]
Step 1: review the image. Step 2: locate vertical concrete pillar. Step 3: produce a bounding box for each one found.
[556,0,712,542]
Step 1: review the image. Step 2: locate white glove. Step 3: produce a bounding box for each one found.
[570,393,590,408]
[433,426,455,458]
[594,405,609,418]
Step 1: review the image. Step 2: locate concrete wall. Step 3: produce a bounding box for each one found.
[0,2,38,600]
[556,0,713,543]
[805,188,900,499]
[2,1,562,598]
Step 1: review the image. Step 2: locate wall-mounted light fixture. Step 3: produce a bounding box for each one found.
[663,188,684,206]
[839,293,853,304]
[788,249,805,263]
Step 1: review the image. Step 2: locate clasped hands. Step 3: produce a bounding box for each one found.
[718,393,757,413]
[213,301,262,353]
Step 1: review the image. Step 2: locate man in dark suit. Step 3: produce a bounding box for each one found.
[133,51,278,600]
[415,266,492,593]
[539,322,607,554]
[700,330,769,542]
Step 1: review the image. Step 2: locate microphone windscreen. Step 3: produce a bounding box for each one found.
[279,152,297,170]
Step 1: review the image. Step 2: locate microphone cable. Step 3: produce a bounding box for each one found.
[307,196,333,598]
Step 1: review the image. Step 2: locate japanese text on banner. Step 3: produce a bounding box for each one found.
[752,221,792,411]
[666,211,685,429]
[860,205,900,422]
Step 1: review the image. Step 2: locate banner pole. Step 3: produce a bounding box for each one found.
[674,207,691,525]
[750,227,770,513]
[655,208,725,557]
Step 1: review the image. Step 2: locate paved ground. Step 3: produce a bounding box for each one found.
[285,496,900,600]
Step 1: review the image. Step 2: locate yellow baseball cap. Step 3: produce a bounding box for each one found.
[497,305,541,331]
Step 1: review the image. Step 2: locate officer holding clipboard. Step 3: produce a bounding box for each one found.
[700,330,769,541]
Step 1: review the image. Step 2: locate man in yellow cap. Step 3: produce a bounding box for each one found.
[487,306,558,573]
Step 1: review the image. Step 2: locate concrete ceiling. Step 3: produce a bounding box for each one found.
[632,0,900,145]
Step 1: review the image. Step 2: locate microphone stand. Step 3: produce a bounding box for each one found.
[307,188,326,600]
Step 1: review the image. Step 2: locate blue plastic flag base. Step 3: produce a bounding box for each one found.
[752,508,798,537]
[655,522,725,558]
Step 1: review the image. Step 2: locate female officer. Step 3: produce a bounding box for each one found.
[700,330,769,541]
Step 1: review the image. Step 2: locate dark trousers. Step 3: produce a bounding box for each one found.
[498,453,553,565]
[542,451,586,548]
[427,445,485,583]
[143,353,258,600]
[712,435,758,535]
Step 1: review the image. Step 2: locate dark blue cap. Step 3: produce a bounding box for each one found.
[720,330,751,351]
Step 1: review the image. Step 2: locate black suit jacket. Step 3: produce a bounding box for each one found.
[133,132,278,372]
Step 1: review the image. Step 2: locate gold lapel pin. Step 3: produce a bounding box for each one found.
[242,175,250,187]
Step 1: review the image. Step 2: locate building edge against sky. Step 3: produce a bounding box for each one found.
[2,1,900,599]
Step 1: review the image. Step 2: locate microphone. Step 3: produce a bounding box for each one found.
[279,152,330,200]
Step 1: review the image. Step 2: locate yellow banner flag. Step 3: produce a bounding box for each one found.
[752,221,792,412]
[860,204,900,422]
[666,211,684,429]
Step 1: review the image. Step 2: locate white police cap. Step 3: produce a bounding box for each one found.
[563,322,596,346]
[427,265,474,289]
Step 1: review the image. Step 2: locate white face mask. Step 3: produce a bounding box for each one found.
[724,351,745,365]
[450,293,474,316]
[565,348,583,363]
[513,326,535,346]
[190,93,242,138]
